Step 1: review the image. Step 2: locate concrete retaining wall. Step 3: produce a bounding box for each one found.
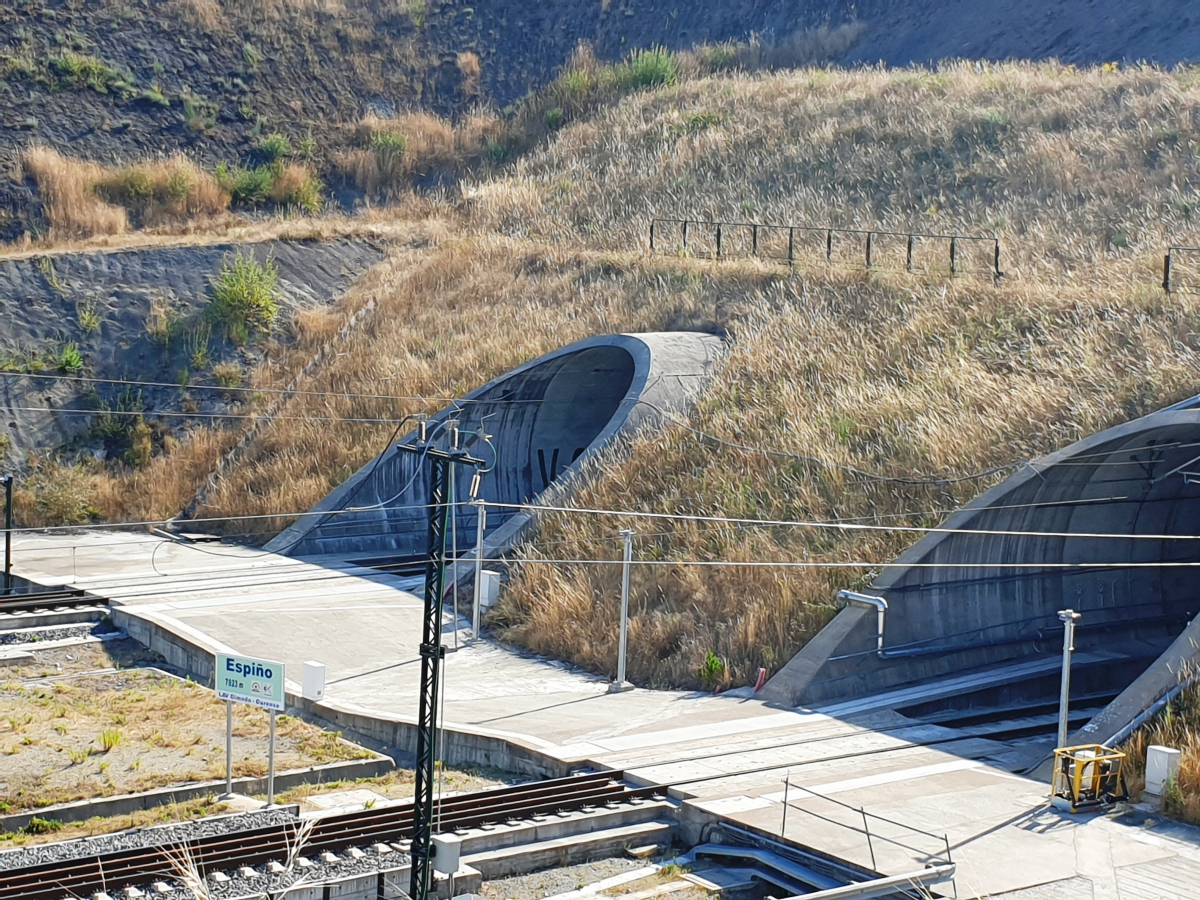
[117,605,572,781]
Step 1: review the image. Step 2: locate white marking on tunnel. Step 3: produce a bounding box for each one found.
[759,759,984,799]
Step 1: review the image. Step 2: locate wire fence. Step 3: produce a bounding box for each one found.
[649,217,1003,283]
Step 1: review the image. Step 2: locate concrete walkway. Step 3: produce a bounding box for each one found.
[12,531,1200,899]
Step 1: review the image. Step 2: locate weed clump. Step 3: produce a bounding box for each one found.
[208,253,281,344]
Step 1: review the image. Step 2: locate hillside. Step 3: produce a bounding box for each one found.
[3,0,1197,242]
[6,60,1199,693]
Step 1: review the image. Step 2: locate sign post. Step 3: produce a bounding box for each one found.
[216,652,286,805]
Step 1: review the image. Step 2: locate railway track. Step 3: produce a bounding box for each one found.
[2,771,665,900]
[0,586,100,615]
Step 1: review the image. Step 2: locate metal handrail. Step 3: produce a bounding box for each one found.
[649,217,1003,282]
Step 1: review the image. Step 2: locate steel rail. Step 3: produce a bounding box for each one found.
[0,586,99,614]
[1,771,663,900]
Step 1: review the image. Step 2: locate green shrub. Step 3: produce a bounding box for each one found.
[215,163,275,206]
[213,361,244,388]
[24,817,62,835]
[371,130,407,159]
[257,132,293,162]
[615,48,678,91]
[543,107,564,129]
[77,304,101,335]
[57,343,83,374]
[208,253,282,344]
[100,727,121,752]
[48,52,131,95]
[697,650,725,685]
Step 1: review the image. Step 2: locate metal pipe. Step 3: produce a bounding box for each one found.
[616,528,634,687]
[836,590,888,656]
[1057,609,1081,750]
[1104,674,1195,748]
[472,498,486,640]
[780,770,790,834]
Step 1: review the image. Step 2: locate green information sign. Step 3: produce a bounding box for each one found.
[216,652,286,712]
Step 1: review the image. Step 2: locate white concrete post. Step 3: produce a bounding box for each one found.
[223,699,233,798]
[1146,745,1182,796]
[609,529,635,693]
[1056,609,1081,750]
[472,499,486,640]
[267,709,276,806]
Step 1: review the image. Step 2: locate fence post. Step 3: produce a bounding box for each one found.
[2,475,11,596]
[682,220,689,250]
[1164,251,1173,293]
[752,224,759,256]
[716,223,723,259]
[906,235,914,272]
[788,228,795,267]
[826,229,833,262]
[610,529,635,692]
[649,220,655,254]
[994,240,1003,283]
[949,237,958,275]
[865,232,874,268]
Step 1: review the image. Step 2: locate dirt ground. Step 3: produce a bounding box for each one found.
[0,662,372,815]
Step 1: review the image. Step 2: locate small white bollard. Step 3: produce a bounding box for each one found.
[431,833,462,875]
[301,660,326,701]
[479,570,501,611]
[1145,744,1182,796]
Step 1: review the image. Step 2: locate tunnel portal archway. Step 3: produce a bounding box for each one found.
[764,401,1200,720]
[268,333,721,561]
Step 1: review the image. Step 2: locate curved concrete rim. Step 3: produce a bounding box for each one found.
[267,332,723,556]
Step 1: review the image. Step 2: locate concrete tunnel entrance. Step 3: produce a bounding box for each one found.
[763,401,1200,727]
[266,332,723,565]
[274,345,635,561]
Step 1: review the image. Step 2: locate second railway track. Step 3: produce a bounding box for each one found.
[1,770,666,900]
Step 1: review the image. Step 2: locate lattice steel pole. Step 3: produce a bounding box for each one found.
[398,427,483,900]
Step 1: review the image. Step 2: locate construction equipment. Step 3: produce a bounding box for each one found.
[1050,744,1128,813]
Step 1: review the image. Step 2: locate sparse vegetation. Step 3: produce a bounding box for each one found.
[0,671,372,818]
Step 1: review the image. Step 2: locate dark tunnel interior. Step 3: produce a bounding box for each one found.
[807,422,1200,717]
[280,345,637,560]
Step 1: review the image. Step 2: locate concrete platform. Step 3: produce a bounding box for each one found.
[13,530,1200,899]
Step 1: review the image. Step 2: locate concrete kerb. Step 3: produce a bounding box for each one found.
[114,606,579,782]
[0,751,393,833]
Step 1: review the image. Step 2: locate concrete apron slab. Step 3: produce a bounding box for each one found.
[14,531,1200,898]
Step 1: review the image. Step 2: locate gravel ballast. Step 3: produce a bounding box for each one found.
[0,806,299,871]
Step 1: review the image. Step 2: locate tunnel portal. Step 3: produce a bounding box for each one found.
[764,400,1200,729]
[268,333,721,563]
